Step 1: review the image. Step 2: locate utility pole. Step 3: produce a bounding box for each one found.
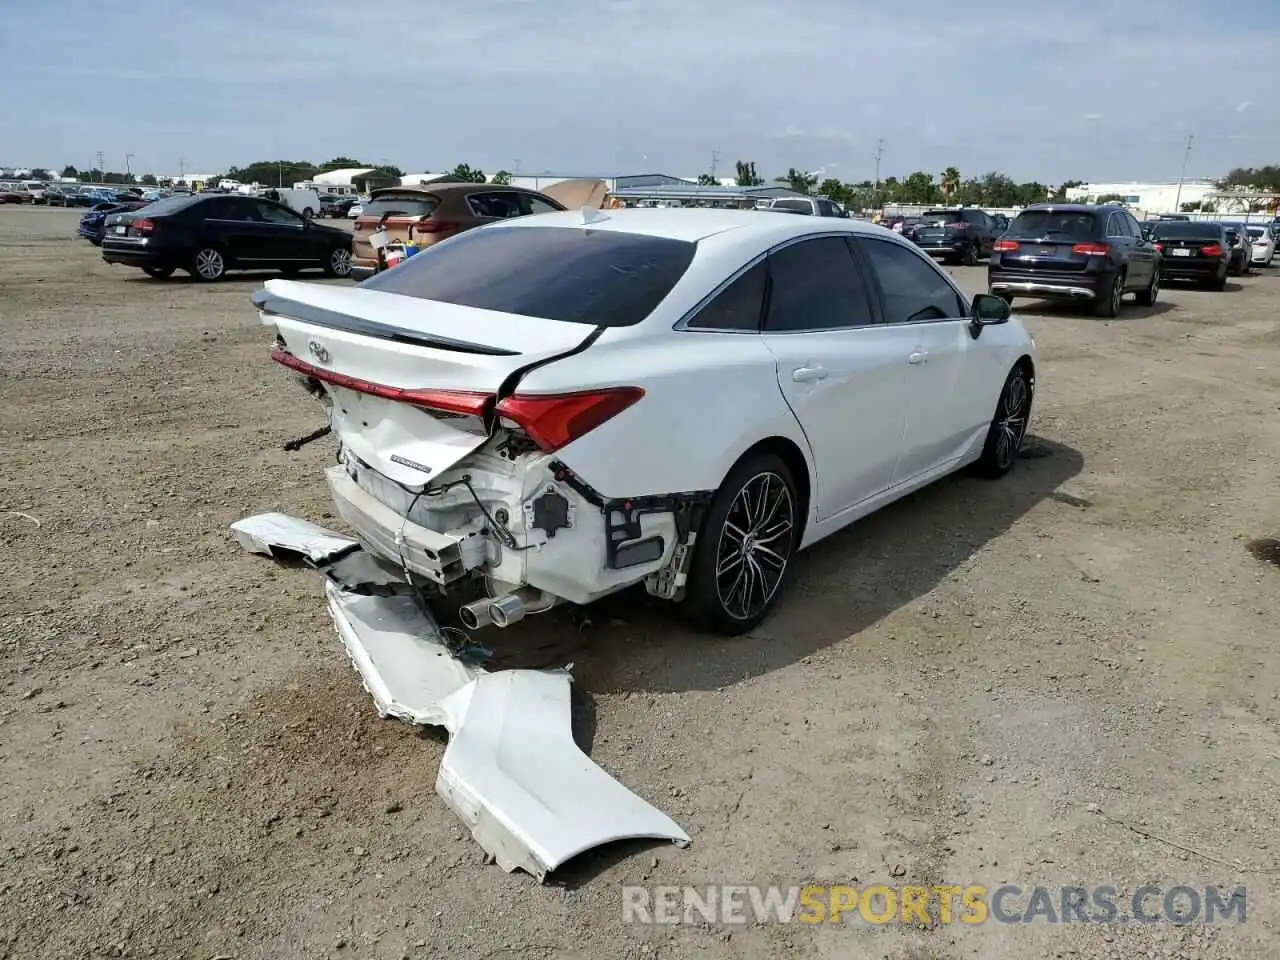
[95,151,104,181]
[1173,134,1194,213]
[178,157,185,182]
[710,149,720,180]
[873,139,884,189]
[125,154,134,181]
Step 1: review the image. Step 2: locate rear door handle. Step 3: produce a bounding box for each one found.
[792,365,827,383]
[908,351,928,365]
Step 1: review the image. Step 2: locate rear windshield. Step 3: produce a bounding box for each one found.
[771,199,813,213]
[1150,222,1223,240]
[361,194,439,219]
[1007,210,1098,240]
[135,195,199,217]
[361,225,697,326]
[920,210,963,222]
[1248,228,1266,238]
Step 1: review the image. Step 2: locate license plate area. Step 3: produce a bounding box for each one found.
[114,225,127,235]
[1171,248,1191,257]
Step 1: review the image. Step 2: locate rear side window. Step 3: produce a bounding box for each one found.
[136,195,199,217]
[764,236,875,332]
[771,199,814,214]
[687,260,767,332]
[1008,210,1098,240]
[859,238,966,323]
[361,194,439,219]
[360,225,696,327]
[467,192,525,218]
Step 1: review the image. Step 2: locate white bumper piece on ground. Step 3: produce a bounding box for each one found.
[234,513,690,880]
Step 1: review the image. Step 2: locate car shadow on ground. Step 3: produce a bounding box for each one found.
[120,270,339,285]
[492,437,1084,706]
[1013,299,1177,319]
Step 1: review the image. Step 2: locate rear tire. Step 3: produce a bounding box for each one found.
[1094,271,1124,317]
[1205,267,1228,291]
[961,242,978,266]
[302,207,314,220]
[681,453,799,636]
[1135,267,1159,306]
[974,364,1033,479]
[190,246,227,282]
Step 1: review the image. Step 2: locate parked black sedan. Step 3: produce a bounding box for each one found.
[988,204,1162,317]
[100,193,354,281]
[1148,221,1230,289]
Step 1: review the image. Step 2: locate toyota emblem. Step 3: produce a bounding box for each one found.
[307,340,331,364]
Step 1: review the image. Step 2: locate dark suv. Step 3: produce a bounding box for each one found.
[988,204,1162,317]
[909,208,999,265]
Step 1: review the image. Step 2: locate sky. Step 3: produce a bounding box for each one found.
[4,0,1278,185]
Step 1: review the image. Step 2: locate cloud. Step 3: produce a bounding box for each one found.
[5,0,1280,183]
[1237,101,1253,112]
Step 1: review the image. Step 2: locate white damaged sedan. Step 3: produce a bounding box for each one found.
[253,208,1035,635]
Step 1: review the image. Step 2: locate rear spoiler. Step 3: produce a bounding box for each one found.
[251,288,519,357]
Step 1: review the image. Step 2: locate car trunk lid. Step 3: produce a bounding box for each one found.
[352,192,450,260]
[253,279,594,486]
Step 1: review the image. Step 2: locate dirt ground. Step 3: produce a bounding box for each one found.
[2,205,1279,960]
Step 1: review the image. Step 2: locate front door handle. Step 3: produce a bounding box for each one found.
[792,364,827,383]
[908,351,928,365]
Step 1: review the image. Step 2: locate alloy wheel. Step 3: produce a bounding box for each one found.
[995,373,1030,469]
[715,471,795,621]
[195,248,224,280]
[330,248,352,277]
[1110,275,1123,314]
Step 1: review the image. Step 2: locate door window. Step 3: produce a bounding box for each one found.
[764,236,876,332]
[858,237,967,323]
[524,195,561,215]
[467,192,524,218]
[686,260,767,332]
[255,201,304,225]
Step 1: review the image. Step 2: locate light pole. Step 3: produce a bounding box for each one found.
[125,154,134,182]
[1173,134,1193,213]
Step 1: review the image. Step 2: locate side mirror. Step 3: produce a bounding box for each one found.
[969,293,1010,339]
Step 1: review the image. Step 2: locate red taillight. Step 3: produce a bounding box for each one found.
[1201,244,1223,257]
[270,348,491,416]
[412,218,457,235]
[495,388,644,453]
[1153,243,1163,253]
[132,218,154,233]
[992,239,1019,252]
[1071,242,1110,256]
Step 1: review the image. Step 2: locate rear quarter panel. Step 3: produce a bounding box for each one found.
[516,330,814,503]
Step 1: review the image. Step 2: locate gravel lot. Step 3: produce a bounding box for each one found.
[2,205,1279,960]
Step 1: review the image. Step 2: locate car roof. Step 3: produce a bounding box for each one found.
[370,182,544,199]
[1020,203,1111,214]
[494,206,896,246]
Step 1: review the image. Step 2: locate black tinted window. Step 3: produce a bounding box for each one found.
[1150,222,1223,240]
[136,195,200,217]
[771,199,813,214]
[763,237,874,332]
[687,260,766,331]
[921,210,964,224]
[1008,210,1098,240]
[467,192,525,218]
[361,225,696,327]
[859,238,966,323]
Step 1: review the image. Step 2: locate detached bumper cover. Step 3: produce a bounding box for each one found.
[234,513,690,880]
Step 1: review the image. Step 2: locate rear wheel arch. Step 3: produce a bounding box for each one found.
[720,436,812,544]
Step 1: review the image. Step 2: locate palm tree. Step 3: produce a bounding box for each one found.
[940,167,961,200]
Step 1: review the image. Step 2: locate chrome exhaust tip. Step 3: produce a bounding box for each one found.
[458,598,493,631]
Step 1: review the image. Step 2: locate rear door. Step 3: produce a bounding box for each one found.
[758,235,915,517]
[202,196,262,260]
[855,236,998,481]
[1105,211,1144,288]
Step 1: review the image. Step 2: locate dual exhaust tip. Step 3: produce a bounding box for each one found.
[458,587,547,631]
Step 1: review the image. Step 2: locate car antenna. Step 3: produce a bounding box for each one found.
[581,206,609,225]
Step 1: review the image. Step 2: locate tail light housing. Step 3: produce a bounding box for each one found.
[992,239,1019,252]
[270,348,491,416]
[411,218,458,236]
[496,388,644,453]
[1201,243,1223,257]
[1071,242,1111,256]
[132,218,154,233]
[1153,243,1164,253]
